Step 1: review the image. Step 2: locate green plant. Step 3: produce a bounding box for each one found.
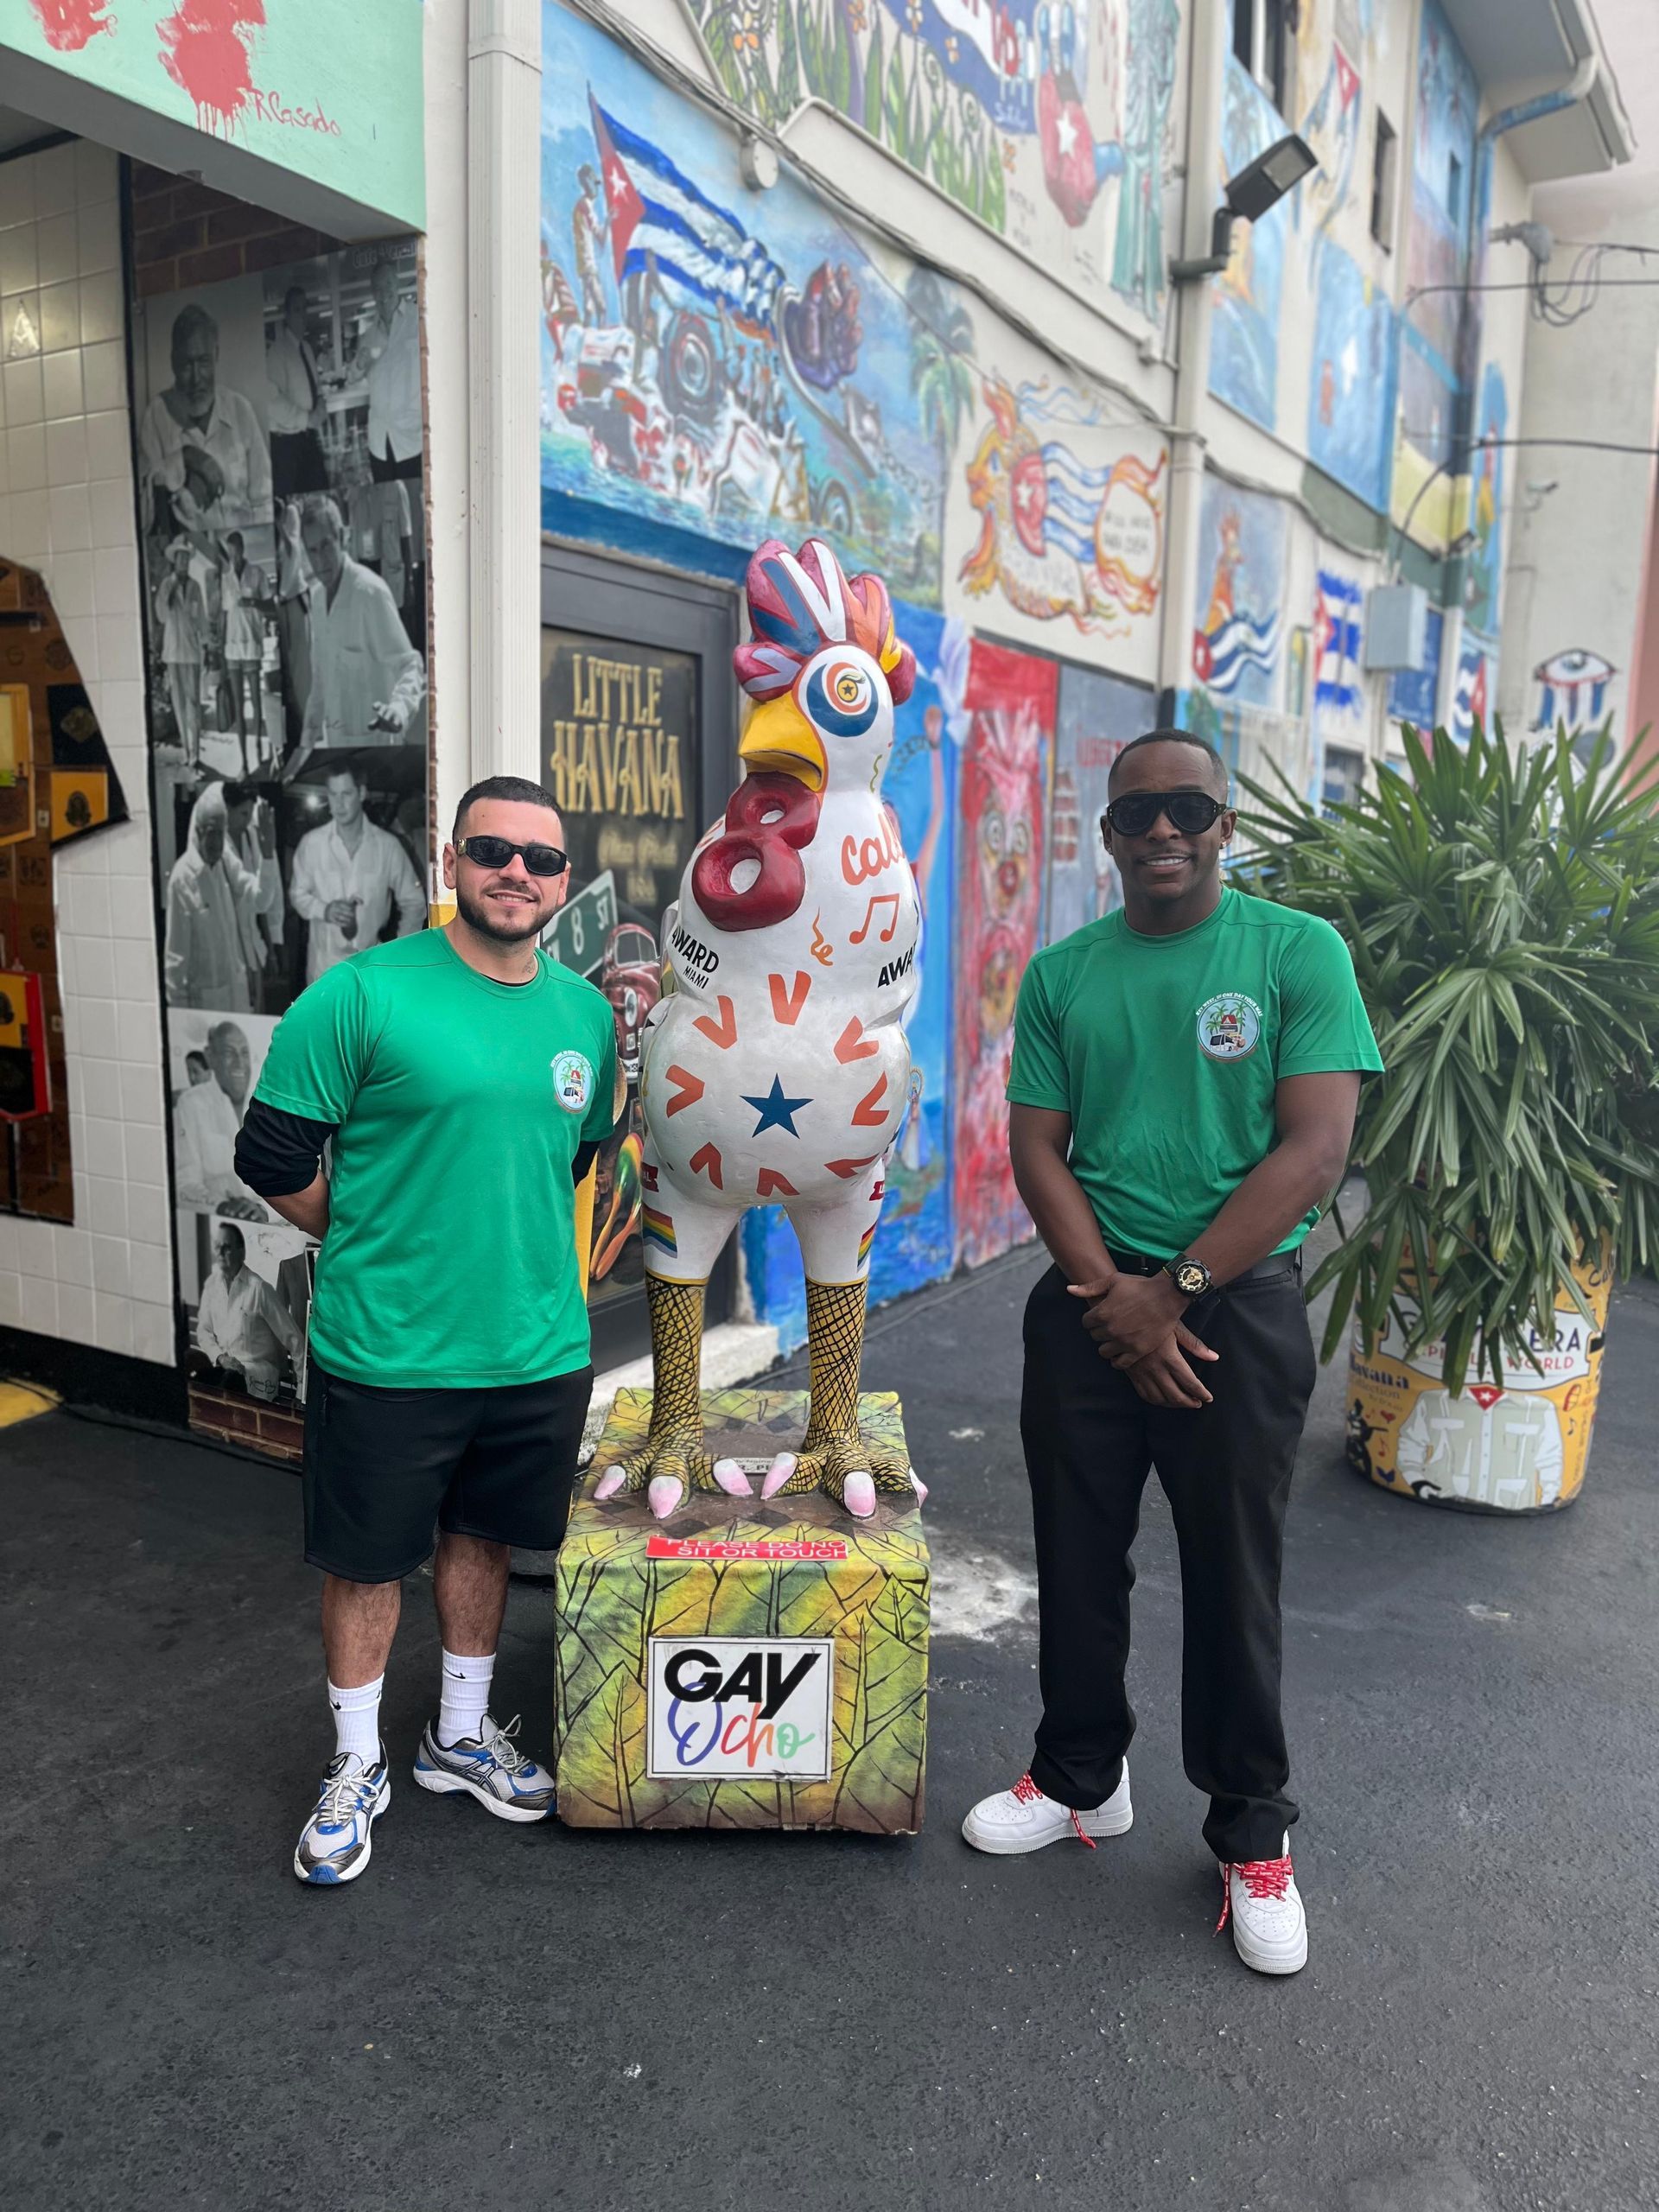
[1234,718,1659,1391]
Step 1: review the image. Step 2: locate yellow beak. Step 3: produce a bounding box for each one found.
[739,696,827,790]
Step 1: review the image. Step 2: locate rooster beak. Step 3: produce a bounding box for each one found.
[739,696,827,790]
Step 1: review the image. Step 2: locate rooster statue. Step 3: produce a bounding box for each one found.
[594,537,922,1522]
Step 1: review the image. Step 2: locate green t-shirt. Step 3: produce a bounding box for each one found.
[256,931,617,1388]
[1007,887,1382,1262]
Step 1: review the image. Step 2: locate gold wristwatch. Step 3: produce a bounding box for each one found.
[1164,1254,1213,1300]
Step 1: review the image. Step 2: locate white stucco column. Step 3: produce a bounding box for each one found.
[1157,0,1230,718]
[467,0,543,782]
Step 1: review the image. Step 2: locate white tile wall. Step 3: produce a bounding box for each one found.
[0,142,175,1364]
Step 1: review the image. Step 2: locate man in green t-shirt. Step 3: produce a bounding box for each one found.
[961,729,1382,1977]
[235,774,617,1886]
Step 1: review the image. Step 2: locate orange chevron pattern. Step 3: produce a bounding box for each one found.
[834,1016,879,1063]
[769,971,812,1025]
[663,1065,704,1116]
[693,995,738,1050]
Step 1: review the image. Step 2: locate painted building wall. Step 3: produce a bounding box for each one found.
[1497,0,1659,763]
[537,0,1573,1350]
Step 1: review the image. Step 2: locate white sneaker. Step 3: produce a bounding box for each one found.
[961,1764,1132,1855]
[1218,1834,1308,1974]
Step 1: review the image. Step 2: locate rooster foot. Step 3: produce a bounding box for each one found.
[593,1431,753,1520]
[760,1438,917,1520]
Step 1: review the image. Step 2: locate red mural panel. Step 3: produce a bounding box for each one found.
[951,637,1055,1270]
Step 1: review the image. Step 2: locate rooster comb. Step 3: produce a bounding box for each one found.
[735,537,916,707]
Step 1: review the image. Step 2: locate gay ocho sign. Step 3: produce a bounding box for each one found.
[553,1388,928,1831]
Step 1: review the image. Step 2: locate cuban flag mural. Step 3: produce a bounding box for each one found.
[1314,569,1364,714]
[1451,638,1491,745]
[589,96,785,327]
[1191,478,1287,709]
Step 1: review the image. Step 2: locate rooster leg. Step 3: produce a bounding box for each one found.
[762,1172,915,1518]
[593,1179,744,1520]
[763,1279,915,1519]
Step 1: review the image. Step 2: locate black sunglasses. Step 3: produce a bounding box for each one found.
[1103,789,1229,838]
[457,835,569,878]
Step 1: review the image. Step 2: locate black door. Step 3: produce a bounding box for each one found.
[539,544,738,1369]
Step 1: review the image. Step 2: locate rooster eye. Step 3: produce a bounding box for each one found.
[805,657,879,737]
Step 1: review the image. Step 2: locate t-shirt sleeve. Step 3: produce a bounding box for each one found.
[581,1006,620,1145]
[254,961,375,1122]
[1006,957,1071,1111]
[1275,919,1385,1078]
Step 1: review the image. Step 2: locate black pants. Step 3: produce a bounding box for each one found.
[1020,1260,1317,1862]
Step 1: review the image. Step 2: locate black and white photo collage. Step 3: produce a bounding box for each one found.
[133,238,429,1415]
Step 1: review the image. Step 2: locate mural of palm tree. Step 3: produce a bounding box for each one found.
[907,271,975,455]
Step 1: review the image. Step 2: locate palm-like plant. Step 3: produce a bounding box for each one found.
[1234,719,1659,1392]
[906,270,976,454]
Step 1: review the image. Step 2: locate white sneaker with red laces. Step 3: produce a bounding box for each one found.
[961,1764,1132,1855]
[1218,1834,1307,1974]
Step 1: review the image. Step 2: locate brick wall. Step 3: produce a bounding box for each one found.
[128,162,342,296]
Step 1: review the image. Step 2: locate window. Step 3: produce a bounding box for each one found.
[1371,111,1397,249]
[1232,0,1294,115]
[1447,150,1464,226]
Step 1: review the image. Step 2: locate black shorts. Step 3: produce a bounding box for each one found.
[302,1360,594,1583]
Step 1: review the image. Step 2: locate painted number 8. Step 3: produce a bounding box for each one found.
[691,772,822,932]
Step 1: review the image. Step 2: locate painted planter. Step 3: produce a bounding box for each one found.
[1344,1249,1614,1514]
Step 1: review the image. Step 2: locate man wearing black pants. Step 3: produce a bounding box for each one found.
[962,729,1381,1975]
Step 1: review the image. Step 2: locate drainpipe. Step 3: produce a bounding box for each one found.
[1156,0,1230,728]
[1436,47,1598,734]
[467,0,543,780]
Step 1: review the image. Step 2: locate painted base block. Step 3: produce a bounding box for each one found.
[554,1387,929,1833]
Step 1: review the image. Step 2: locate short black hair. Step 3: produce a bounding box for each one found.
[221,779,254,810]
[453,774,563,845]
[1109,728,1229,797]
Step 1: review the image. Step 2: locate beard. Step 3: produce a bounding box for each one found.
[455,876,554,944]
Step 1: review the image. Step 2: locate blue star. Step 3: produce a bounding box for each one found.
[742,1075,812,1138]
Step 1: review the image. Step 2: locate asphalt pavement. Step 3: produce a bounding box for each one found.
[5,1239,1657,2212]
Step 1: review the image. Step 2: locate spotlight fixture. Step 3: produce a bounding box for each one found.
[1171,132,1318,281]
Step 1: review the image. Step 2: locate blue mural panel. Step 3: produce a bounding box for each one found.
[1209,57,1289,433]
[743,601,963,1351]
[1306,240,1395,512]
[1047,664,1154,944]
[541,1,945,602]
[1386,605,1444,732]
[1464,363,1508,636]
[1396,0,1478,498]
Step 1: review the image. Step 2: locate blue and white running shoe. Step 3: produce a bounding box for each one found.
[293,1748,390,1885]
[413,1714,555,1823]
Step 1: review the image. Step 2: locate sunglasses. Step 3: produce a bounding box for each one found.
[456,835,569,878]
[1103,790,1229,838]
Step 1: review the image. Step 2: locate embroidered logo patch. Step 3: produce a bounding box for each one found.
[551,1050,594,1116]
[1195,992,1262,1061]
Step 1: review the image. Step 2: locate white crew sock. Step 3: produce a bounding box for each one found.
[438,1649,496,1748]
[327,1675,384,1769]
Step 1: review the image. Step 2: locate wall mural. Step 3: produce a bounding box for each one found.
[1208,54,1289,433]
[1463,361,1507,639]
[132,236,429,1449]
[1391,0,1477,541]
[1191,474,1286,709]
[1532,647,1616,747]
[542,0,949,602]
[1451,632,1491,746]
[954,375,1165,660]
[952,635,1052,1270]
[1046,660,1150,944]
[0,561,130,1219]
[680,0,1182,325]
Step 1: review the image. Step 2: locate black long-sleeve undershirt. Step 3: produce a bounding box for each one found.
[234,1097,601,1202]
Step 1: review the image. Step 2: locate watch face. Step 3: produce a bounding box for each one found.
[1174,1261,1209,1296]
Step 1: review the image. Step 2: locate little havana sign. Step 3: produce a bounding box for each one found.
[646,1636,834,1782]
